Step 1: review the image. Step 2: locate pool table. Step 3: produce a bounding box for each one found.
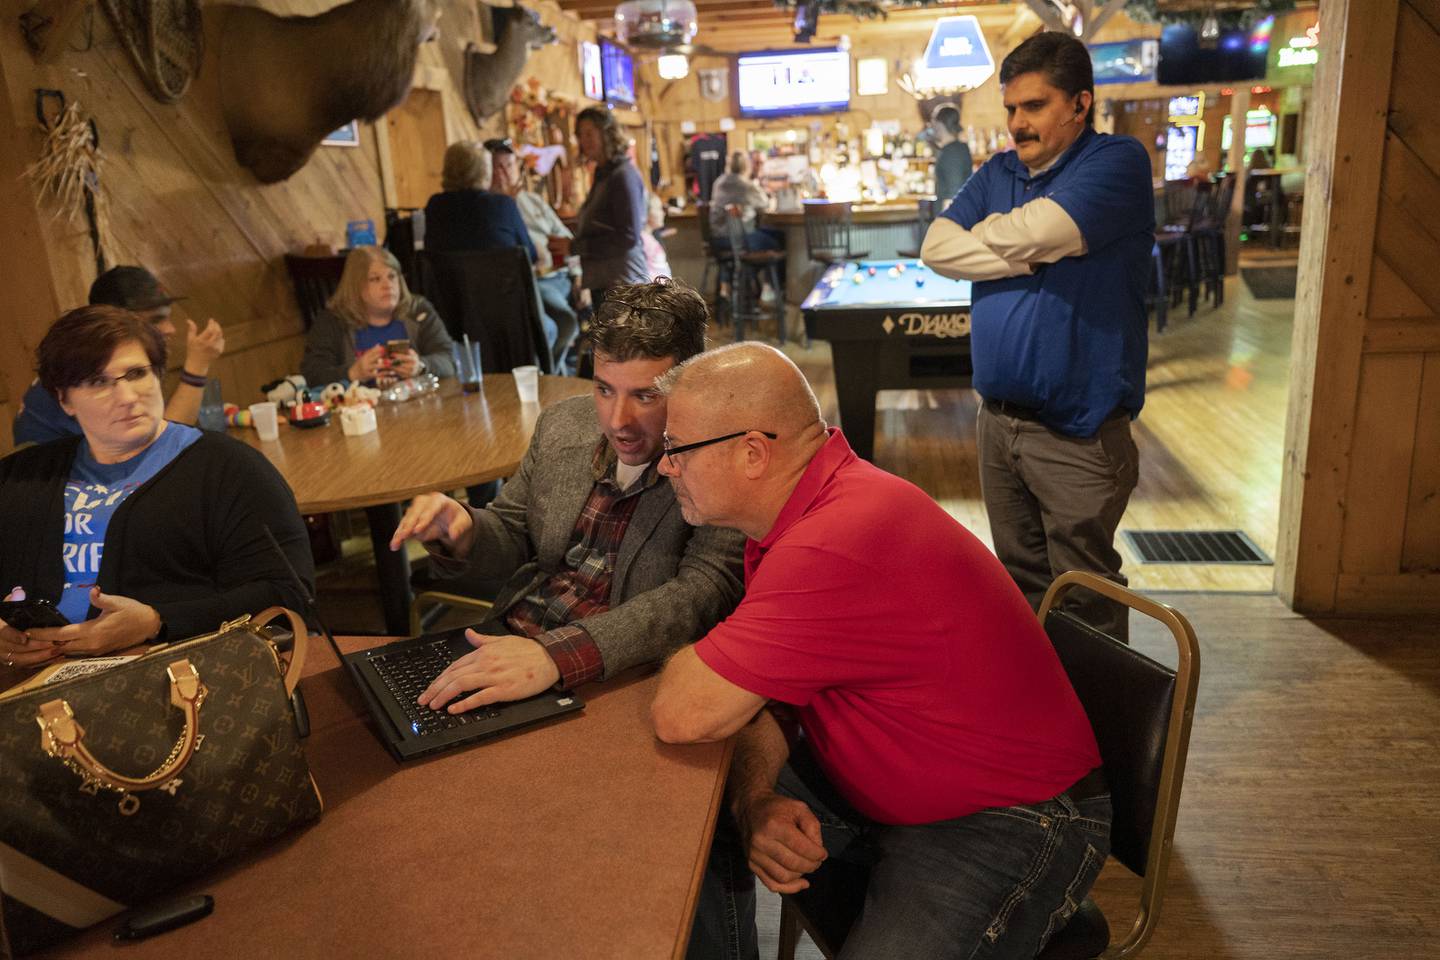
[802,259,974,461]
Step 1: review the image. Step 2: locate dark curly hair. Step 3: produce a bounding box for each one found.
[589,278,710,364]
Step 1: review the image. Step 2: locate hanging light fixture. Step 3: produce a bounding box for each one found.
[1199,6,1221,48]
[657,53,690,80]
[614,0,698,50]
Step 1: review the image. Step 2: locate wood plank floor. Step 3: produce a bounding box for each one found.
[758,591,1440,960]
[767,272,1294,593]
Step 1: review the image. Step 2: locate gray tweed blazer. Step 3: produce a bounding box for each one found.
[434,395,745,679]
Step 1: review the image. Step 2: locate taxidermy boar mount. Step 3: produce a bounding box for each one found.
[213,0,441,183]
[463,5,557,123]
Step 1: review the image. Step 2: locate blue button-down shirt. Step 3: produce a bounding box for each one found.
[941,128,1154,437]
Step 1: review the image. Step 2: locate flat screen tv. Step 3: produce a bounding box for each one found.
[580,41,603,102]
[1157,17,1273,85]
[600,38,636,107]
[736,48,850,119]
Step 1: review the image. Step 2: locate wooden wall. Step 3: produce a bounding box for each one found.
[1276,0,1440,615]
[0,0,593,458]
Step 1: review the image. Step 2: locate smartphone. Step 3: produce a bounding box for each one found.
[385,338,411,357]
[0,598,71,630]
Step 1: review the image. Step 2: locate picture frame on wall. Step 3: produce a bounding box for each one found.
[322,121,360,146]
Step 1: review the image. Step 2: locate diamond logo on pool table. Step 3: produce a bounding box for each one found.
[882,315,895,334]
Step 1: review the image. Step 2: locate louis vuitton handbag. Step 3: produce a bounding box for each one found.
[0,607,324,956]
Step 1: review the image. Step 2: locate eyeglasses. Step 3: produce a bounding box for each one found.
[75,365,159,397]
[662,430,777,468]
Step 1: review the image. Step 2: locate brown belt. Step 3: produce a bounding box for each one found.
[984,399,1130,426]
[1065,767,1109,802]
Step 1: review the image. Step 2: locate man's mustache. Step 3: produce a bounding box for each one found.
[1014,133,1040,143]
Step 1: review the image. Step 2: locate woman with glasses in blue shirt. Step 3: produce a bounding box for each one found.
[0,306,314,669]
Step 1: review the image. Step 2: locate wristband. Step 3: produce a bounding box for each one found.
[179,370,208,388]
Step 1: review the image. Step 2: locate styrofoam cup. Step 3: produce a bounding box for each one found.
[512,365,540,404]
[249,402,280,442]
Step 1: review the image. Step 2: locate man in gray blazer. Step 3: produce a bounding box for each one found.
[390,278,745,713]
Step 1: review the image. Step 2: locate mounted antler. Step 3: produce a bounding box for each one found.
[212,0,441,183]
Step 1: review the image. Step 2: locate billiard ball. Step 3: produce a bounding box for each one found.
[867,266,877,276]
[888,267,900,278]
[915,277,926,288]
[897,262,907,273]
[853,273,865,284]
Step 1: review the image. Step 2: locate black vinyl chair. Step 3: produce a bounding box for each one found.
[696,201,734,325]
[777,571,1201,960]
[418,247,553,375]
[802,200,870,266]
[282,253,347,331]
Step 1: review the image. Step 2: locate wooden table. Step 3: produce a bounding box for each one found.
[41,636,731,959]
[232,375,593,635]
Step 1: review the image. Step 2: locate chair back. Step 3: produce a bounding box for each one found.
[418,247,553,374]
[1038,572,1201,958]
[1161,181,1198,228]
[283,253,347,331]
[696,201,715,251]
[803,200,855,260]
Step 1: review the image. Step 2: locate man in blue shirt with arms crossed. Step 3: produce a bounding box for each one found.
[922,30,1153,640]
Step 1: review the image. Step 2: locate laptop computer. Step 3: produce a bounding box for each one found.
[265,528,583,761]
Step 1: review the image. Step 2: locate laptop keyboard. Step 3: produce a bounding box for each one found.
[369,639,504,737]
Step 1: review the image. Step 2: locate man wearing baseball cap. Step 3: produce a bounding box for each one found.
[12,266,226,447]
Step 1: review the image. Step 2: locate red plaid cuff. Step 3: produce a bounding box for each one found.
[537,624,604,689]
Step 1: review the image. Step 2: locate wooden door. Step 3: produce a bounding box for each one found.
[386,88,447,210]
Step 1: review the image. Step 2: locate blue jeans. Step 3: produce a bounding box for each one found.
[688,747,1112,960]
[536,272,578,373]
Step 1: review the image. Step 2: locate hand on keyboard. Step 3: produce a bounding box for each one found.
[417,630,562,713]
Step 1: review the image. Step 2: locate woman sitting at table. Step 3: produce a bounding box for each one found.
[300,245,456,388]
[0,306,315,669]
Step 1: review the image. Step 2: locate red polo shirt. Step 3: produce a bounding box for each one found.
[695,430,1100,825]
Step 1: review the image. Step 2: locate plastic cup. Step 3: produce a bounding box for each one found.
[512,365,540,404]
[249,401,280,442]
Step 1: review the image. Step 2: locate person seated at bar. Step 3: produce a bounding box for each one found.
[642,189,673,280]
[301,245,455,388]
[649,343,1110,960]
[709,151,784,301]
[0,306,315,669]
[13,266,226,447]
[484,137,580,373]
[929,102,974,206]
[573,106,650,312]
[388,278,744,710]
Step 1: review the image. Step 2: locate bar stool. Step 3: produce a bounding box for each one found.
[803,200,870,267]
[896,198,937,260]
[695,201,733,326]
[723,208,787,344]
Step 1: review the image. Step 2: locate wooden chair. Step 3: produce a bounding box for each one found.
[777,572,1201,960]
[418,247,553,374]
[283,253,347,331]
[722,208,788,344]
[696,201,733,324]
[802,200,870,267]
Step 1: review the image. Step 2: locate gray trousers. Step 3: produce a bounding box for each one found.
[976,402,1139,641]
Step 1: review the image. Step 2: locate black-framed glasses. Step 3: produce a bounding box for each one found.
[76,365,159,396]
[662,430,777,468]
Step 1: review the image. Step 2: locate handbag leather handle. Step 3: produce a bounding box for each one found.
[249,606,309,696]
[36,659,205,811]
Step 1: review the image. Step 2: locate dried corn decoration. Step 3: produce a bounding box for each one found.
[23,96,112,272]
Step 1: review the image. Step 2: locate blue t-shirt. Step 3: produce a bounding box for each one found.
[941,128,1154,437]
[354,318,407,356]
[13,381,82,447]
[58,423,202,622]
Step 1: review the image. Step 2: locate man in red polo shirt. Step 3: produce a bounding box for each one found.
[652,343,1108,960]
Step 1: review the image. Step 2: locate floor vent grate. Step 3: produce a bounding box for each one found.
[1123,530,1272,565]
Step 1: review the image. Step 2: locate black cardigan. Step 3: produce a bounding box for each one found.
[0,432,315,641]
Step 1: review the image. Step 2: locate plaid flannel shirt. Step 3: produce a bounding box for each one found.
[505,440,660,687]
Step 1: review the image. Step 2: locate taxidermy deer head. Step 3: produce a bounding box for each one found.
[214,0,441,183]
[463,5,557,124]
